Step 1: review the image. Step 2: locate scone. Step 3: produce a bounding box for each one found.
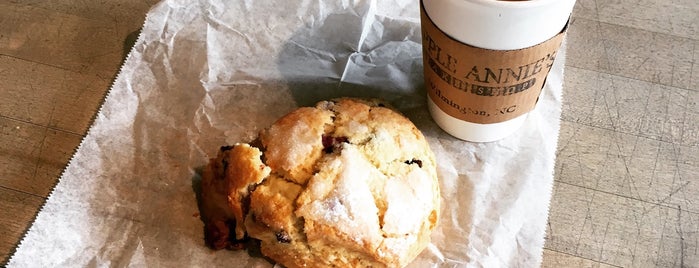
[199,98,440,268]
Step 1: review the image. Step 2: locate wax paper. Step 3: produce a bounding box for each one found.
[8,0,566,267]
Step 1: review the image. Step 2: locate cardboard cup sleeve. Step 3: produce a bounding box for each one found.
[421,0,576,142]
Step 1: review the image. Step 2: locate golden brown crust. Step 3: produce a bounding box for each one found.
[224,144,272,238]
[200,144,270,248]
[200,98,440,268]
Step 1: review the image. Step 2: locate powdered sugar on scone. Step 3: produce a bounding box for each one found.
[260,107,333,185]
[383,167,434,236]
[296,145,384,249]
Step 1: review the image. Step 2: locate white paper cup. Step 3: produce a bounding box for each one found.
[422,0,575,142]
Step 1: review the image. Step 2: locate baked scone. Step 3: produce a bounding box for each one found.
[200,98,440,267]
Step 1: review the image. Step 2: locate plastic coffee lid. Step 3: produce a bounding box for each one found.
[423,0,576,50]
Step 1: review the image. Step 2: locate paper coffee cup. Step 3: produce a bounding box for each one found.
[421,0,576,142]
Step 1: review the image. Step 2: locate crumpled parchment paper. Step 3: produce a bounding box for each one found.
[8,0,566,267]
